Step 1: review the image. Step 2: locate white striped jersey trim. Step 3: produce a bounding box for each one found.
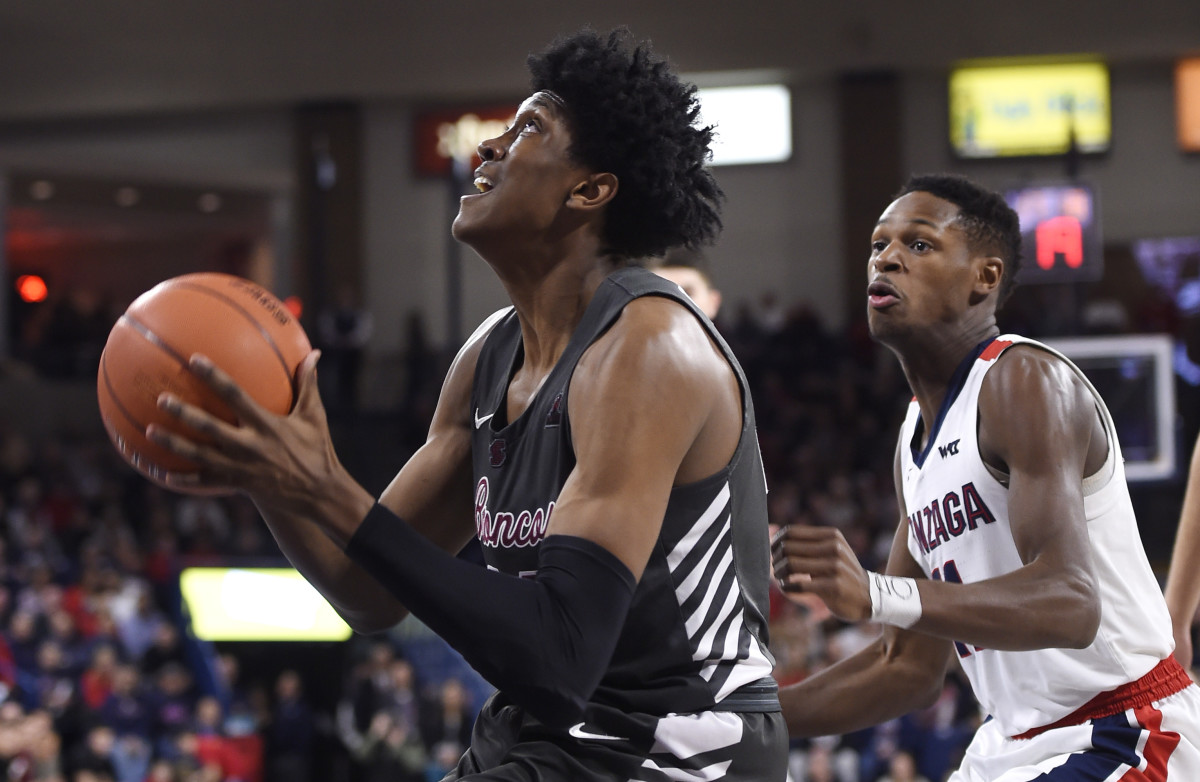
[666,482,773,702]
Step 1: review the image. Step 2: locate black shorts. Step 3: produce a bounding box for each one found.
[442,691,788,781]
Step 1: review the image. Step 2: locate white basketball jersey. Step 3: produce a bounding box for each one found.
[899,334,1173,737]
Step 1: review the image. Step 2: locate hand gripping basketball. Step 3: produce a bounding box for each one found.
[147,349,346,514]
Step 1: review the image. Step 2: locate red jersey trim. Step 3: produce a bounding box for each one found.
[979,338,1014,362]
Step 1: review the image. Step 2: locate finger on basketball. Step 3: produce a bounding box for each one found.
[145,420,220,463]
[189,353,267,422]
[293,351,326,414]
[156,393,241,444]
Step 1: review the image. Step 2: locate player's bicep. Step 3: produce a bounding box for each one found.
[979,349,1096,564]
[549,304,717,578]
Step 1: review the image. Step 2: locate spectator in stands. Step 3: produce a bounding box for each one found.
[97,665,150,743]
[143,758,179,782]
[352,710,427,782]
[7,610,41,674]
[417,677,473,756]
[114,591,165,663]
[1,703,62,781]
[423,740,464,782]
[879,749,932,782]
[317,283,374,414]
[138,624,185,678]
[147,663,195,757]
[78,643,119,712]
[265,669,313,782]
[27,640,77,722]
[108,732,151,782]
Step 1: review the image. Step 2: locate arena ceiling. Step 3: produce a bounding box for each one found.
[0,0,1197,121]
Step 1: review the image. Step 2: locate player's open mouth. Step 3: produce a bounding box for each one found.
[474,177,494,193]
[867,280,899,308]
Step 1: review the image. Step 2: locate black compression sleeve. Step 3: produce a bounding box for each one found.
[343,503,637,727]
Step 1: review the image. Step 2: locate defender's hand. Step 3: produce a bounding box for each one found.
[771,524,873,622]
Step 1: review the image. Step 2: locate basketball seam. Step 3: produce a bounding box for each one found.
[170,279,297,395]
[99,340,154,465]
[122,312,191,367]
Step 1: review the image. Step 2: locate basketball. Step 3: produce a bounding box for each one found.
[97,272,312,493]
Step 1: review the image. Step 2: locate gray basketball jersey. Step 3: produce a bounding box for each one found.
[468,266,775,717]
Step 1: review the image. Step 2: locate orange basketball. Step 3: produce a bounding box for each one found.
[97,272,311,494]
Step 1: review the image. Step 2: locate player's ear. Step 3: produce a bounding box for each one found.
[566,172,618,211]
[974,256,1003,299]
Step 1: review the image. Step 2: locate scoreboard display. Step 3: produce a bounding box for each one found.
[1004,181,1103,284]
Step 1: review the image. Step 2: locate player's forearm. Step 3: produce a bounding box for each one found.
[1164,500,1200,633]
[780,636,944,736]
[344,503,637,727]
[912,558,1099,650]
[254,479,409,634]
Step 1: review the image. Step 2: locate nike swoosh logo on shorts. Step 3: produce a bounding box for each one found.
[568,722,624,741]
[474,409,494,429]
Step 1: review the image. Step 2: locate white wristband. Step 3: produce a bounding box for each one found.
[868,571,923,628]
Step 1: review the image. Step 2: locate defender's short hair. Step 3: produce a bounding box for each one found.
[897,174,1023,305]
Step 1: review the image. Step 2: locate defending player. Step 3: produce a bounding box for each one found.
[772,174,1200,780]
[649,249,723,321]
[149,29,787,781]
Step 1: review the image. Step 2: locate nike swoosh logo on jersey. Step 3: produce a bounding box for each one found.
[474,409,494,429]
[567,723,624,741]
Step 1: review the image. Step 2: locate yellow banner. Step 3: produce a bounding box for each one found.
[181,567,352,642]
[950,61,1110,157]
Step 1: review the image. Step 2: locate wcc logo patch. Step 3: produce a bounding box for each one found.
[938,439,961,458]
[489,438,507,468]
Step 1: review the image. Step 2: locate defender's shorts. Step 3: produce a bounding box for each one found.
[949,683,1200,781]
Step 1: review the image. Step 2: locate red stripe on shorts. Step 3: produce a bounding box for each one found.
[1013,657,1192,740]
[1118,703,1180,781]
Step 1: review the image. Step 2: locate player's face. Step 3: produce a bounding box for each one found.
[865,191,985,342]
[652,266,721,319]
[452,91,592,252]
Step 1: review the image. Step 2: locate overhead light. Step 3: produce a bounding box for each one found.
[696,84,793,166]
[197,193,222,213]
[29,180,55,201]
[115,187,140,207]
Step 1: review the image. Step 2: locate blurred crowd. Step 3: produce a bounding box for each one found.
[0,414,491,781]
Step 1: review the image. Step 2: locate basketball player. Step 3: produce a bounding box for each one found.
[649,249,723,321]
[772,174,1200,780]
[149,29,787,781]
[1165,433,1200,673]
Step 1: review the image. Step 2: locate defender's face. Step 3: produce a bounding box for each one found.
[452,91,591,250]
[865,191,982,343]
[653,266,721,320]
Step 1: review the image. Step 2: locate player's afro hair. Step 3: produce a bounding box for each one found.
[897,174,1024,305]
[527,28,723,260]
